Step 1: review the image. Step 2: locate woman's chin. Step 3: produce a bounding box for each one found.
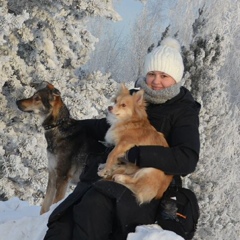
[152,87,164,91]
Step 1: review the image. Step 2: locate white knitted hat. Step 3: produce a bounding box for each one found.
[143,37,184,83]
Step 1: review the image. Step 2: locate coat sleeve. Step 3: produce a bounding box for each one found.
[80,118,110,141]
[137,109,200,176]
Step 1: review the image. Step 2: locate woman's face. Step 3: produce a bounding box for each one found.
[146,71,176,91]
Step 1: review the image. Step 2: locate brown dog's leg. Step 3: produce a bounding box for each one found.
[113,173,155,204]
[40,170,57,214]
[98,143,134,178]
[113,169,172,204]
[97,147,120,178]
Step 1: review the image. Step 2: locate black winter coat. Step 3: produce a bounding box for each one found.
[48,86,200,227]
[81,86,200,177]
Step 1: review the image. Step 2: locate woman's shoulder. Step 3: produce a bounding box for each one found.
[172,87,201,113]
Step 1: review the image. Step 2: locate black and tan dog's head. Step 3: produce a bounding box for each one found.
[16,82,62,116]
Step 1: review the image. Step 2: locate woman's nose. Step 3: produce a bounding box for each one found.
[153,74,161,83]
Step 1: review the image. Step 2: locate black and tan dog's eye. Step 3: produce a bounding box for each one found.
[34,95,41,101]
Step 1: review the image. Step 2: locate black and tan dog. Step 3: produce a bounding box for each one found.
[16,82,103,214]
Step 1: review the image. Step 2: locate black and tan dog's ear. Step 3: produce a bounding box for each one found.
[30,82,44,90]
[52,88,61,96]
[44,81,61,96]
[45,81,55,90]
[30,81,53,90]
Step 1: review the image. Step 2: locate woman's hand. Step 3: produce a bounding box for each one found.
[124,146,140,165]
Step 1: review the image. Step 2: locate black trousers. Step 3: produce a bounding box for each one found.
[44,181,160,240]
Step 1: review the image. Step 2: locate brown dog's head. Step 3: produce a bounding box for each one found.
[16,82,61,116]
[107,84,146,124]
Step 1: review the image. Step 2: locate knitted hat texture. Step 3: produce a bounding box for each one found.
[143,37,184,83]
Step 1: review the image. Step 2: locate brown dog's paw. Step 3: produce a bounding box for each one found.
[97,168,112,178]
[98,163,106,172]
[113,174,126,183]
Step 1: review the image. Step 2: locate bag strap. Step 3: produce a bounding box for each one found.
[170,175,182,188]
[179,188,200,225]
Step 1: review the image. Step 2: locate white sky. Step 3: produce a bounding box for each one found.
[113,0,143,35]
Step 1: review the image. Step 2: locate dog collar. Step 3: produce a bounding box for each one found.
[43,118,68,130]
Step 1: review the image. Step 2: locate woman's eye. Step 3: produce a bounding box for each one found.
[147,72,155,76]
[161,74,167,78]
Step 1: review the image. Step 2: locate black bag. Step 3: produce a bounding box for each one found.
[156,186,200,240]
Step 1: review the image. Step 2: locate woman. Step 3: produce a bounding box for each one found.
[44,37,200,240]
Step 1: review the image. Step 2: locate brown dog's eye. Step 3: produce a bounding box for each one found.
[121,103,126,107]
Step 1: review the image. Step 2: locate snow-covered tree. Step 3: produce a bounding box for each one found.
[83,17,128,81]
[181,7,240,240]
[136,2,240,239]
[169,0,240,107]
[118,0,168,82]
[0,0,121,204]
[84,0,174,83]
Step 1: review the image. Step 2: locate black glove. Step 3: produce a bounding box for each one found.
[124,146,140,165]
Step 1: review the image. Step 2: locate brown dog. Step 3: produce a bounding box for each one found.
[98,84,173,204]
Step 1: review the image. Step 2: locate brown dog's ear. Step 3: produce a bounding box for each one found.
[114,83,129,99]
[119,83,129,95]
[133,90,144,105]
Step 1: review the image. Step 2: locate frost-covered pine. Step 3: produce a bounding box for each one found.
[182,11,240,240]
[0,0,121,204]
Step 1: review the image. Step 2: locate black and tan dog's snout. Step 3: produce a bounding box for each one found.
[16,96,42,113]
[16,99,31,112]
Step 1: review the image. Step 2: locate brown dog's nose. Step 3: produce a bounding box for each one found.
[108,106,113,112]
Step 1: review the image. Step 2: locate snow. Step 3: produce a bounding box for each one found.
[0,198,52,240]
[0,197,183,240]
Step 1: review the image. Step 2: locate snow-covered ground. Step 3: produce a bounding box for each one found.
[0,197,184,240]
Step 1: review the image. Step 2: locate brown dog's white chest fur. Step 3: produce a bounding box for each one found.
[105,125,118,146]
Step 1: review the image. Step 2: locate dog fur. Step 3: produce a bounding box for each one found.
[98,84,173,204]
[16,82,103,214]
